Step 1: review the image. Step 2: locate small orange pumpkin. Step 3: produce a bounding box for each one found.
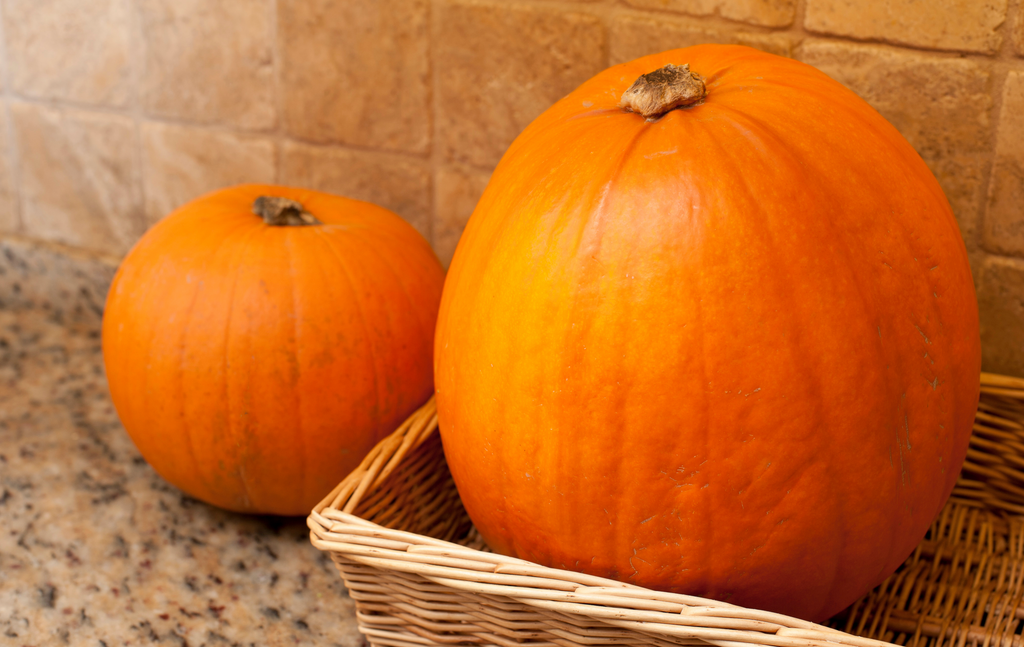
[103,184,445,515]
[435,46,981,620]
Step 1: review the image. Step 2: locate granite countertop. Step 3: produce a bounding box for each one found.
[0,242,364,646]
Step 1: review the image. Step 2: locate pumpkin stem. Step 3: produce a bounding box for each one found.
[619,64,707,120]
[252,196,323,226]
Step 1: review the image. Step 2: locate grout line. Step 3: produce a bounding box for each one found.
[0,89,437,166]
[279,137,436,169]
[126,0,148,236]
[788,33,1014,63]
[270,0,284,186]
[1000,0,1020,60]
[599,1,612,69]
[796,32,1009,59]
[0,0,23,237]
[431,0,451,251]
[426,0,437,247]
[984,253,1024,268]
[791,0,808,43]
[4,92,274,140]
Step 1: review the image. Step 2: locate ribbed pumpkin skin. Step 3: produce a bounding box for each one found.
[434,46,981,621]
[103,184,445,515]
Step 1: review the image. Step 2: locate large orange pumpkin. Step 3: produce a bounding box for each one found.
[435,45,981,621]
[103,185,445,515]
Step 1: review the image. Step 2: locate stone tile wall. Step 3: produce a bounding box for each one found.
[0,0,1022,374]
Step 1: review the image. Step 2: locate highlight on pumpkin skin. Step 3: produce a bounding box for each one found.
[619,63,708,120]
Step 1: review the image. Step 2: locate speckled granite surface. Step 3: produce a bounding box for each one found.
[0,239,364,646]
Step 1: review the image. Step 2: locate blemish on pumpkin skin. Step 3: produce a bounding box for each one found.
[914,325,931,344]
[896,434,906,485]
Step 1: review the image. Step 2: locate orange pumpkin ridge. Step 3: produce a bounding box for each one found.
[104,184,445,515]
[434,45,980,621]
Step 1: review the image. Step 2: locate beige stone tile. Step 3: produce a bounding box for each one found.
[436,1,606,169]
[611,12,795,65]
[977,256,1024,377]
[141,122,277,226]
[280,141,432,239]
[278,0,429,154]
[983,71,1024,258]
[623,0,796,28]
[797,39,993,248]
[924,154,988,253]
[805,0,1007,54]
[434,166,492,267]
[11,103,143,256]
[0,109,18,234]
[3,0,131,107]
[138,0,275,130]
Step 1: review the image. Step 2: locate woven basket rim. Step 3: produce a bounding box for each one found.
[309,507,897,647]
[303,385,1023,647]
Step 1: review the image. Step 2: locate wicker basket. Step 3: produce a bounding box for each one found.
[309,372,1024,647]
